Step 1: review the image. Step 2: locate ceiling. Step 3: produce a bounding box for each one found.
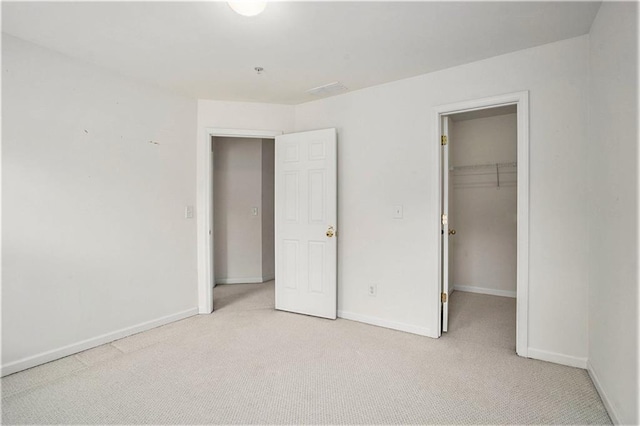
[2,1,601,105]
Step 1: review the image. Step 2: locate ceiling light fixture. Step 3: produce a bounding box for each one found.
[228,1,267,17]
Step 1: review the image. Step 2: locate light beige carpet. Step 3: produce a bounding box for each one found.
[1,282,611,424]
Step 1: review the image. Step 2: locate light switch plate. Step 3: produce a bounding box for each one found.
[185,205,194,219]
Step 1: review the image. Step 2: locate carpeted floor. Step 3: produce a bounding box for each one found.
[1,282,611,424]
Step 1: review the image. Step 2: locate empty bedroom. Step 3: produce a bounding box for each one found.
[2,1,637,424]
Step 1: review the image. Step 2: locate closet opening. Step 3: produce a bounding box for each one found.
[434,91,529,357]
[211,136,276,312]
[444,106,517,348]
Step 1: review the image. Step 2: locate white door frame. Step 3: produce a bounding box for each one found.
[197,127,283,314]
[433,91,529,357]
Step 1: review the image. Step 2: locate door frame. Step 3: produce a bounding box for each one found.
[433,91,529,357]
[197,127,283,314]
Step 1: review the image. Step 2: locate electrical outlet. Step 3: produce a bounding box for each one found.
[368,284,377,297]
[393,205,403,219]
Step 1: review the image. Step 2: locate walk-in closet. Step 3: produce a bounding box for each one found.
[445,105,518,347]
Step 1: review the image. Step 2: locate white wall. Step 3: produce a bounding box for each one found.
[450,113,517,297]
[197,100,295,134]
[261,139,275,281]
[294,35,591,365]
[587,2,639,424]
[2,35,198,375]
[213,137,263,283]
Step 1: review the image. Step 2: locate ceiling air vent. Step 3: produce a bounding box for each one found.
[307,81,348,97]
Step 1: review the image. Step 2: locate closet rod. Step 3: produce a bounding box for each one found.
[450,161,517,171]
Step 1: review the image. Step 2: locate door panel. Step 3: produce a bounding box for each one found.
[275,128,337,319]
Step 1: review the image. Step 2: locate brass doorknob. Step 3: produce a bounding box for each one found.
[449,229,456,235]
[326,226,335,238]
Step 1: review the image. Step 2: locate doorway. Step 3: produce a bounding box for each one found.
[443,106,518,349]
[434,91,529,357]
[197,127,338,319]
[211,136,275,310]
[197,128,282,314]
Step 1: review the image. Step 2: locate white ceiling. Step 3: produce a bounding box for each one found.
[2,1,601,105]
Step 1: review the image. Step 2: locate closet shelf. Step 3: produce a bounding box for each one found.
[450,162,517,189]
[449,162,517,172]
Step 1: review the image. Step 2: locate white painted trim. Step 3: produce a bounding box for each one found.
[197,127,283,314]
[338,310,435,338]
[1,308,198,377]
[216,277,269,285]
[587,361,621,424]
[454,285,516,298]
[433,91,529,358]
[515,92,530,359]
[262,274,275,282]
[205,128,282,139]
[527,348,587,369]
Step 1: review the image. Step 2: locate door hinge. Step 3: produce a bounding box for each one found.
[441,292,447,303]
[441,214,448,225]
[441,135,448,146]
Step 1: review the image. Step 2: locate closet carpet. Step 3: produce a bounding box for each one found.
[1,282,610,424]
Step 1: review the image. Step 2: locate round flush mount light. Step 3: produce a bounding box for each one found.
[228,1,267,17]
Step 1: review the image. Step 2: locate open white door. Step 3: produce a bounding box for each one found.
[275,128,337,319]
[441,117,451,332]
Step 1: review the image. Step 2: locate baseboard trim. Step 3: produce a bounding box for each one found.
[216,277,264,284]
[454,285,516,298]
[337,310,435,338]
[1,307,198,377]
[527,348,587,369]
[587,360,621,424]
[262,274,275,282]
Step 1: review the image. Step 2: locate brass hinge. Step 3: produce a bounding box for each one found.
[441,214,448,225]
[441,292,447,303]
[441,135,448,145]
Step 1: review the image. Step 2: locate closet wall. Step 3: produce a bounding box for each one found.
[450,112,517,297]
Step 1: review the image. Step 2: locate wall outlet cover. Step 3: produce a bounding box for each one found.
[368,284,377,297]
[393,205,403,219]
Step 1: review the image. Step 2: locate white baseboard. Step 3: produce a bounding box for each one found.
[1,307,198,377]
[527,348,587,369]
[338,310,435,338]
[262,274,275,282]
[587,360,621,424]
[454,285,516,298]
[216,277,265,284]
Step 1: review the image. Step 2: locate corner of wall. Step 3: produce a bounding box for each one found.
[587,360,621,425]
